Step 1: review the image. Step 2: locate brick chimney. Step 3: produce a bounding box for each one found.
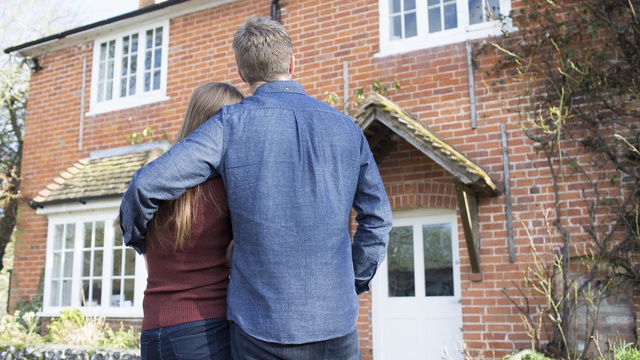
[139,0,166,8]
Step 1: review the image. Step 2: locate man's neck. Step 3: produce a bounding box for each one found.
[248,75,292,95]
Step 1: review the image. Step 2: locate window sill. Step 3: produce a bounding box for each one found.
[86,95,170,116]
[377,22,515,57]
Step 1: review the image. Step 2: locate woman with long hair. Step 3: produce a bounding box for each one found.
[137,82,243,360]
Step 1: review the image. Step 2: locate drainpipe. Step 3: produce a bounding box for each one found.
[271,0,281,23]
[79,55,87,151]
[6,269,11,313]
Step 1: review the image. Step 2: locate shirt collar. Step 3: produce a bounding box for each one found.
[254,80,306,95]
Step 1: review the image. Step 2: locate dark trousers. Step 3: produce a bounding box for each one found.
[230,321,361,360]
[140,318,231,360]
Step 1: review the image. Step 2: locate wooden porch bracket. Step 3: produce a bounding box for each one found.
[454,179,482,278]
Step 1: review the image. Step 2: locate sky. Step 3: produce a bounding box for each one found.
[0,0,139,52]
[75,0,139,25]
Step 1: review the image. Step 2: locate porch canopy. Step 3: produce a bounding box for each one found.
[30,147,163,209]
[354,93,500,275]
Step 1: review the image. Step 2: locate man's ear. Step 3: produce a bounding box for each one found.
[237,67,247,84]
[289,54,295,76]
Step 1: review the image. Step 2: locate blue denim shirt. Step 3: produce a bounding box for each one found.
[119,81,392,344]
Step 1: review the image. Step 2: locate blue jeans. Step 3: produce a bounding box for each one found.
[140,318,230,360]
[230,321,361,360]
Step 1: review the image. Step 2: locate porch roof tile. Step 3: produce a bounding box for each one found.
[31,148,163,207]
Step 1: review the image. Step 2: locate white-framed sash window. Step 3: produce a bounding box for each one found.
[89,20,169,114]
[40,200,146,318]
[379,0,512,56]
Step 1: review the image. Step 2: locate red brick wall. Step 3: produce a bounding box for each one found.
[12,0,637,357]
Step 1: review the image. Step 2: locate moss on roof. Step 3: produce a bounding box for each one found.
[32,148,163,205]
[355,92,498,195]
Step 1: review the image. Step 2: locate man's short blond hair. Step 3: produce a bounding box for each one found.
[232,16,293,84]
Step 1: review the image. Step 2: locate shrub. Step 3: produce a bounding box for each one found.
[46,308,109,346]
[0,311,43,345]
[522,353,555,360]
[103,322,140,349]
[615,344,640,360]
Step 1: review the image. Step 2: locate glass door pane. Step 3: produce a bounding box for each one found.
[423,223,454,296]
[387,226,415,297]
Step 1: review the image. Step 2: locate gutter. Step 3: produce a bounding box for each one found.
[29,194,123,210]
[4,0,191,54]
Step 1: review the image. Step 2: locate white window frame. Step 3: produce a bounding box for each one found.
[378,0,513,56]
[39,199,147,318]
[88,20,170,115]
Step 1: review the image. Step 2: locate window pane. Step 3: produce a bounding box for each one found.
[469,0,483,24]
[98,81,104,102]
[428,8,441,33]
[444,3,458,30]
[405,0,416,11]
[108,41,115,58]
[113,249,122,276]
[145,48,152,69]
[153,70,161,90]
[111,279,121,306]
[144,72,151,92]
[405,13,417,38]
[131,54,138,74]
[95,221,104,247]
[107,59,114,79]
[154,27,163,46]
[99,42,107,61]
[82,279,90,305]
[84,222,93,248]
[92,280,102,306]
[487,0,500,20]
[54,225,63,250]
[50,280,59,306]
[65,224,75,248]
[83,251,91,277]
[94,250,103,276]
[125,248,136,276]
[129,76,136,96]
[391,0,402,13]
[63,251,74,277]
[423,224,454,297]
[146,30,153,49]
[115,225,123,245]
[428,0,440,5]
[154,48,162,68]
[121,79,128,100]
[52,253,61,277]
[121,57,129,77]
[391,15,402,40]
[124,279,135,305]
[106,80,113,101]
[62,280,72,306]
[387,226,415,297]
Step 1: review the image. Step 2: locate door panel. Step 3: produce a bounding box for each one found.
[373,210,462,360]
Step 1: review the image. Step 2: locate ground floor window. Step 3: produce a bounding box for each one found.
[41,202,146,317]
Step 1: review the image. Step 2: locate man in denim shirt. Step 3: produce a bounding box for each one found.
[120,16,392,359]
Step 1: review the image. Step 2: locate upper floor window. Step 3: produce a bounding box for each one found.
[379,0,511,55]
[41,204,146,318]
[90,21,169,114]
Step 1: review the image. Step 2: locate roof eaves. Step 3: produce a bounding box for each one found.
[4,0,192,55]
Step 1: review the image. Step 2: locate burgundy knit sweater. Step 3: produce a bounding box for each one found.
[142,177,232,330]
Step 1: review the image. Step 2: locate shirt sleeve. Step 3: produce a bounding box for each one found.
[119,113,225,254]
[351,131,392,295]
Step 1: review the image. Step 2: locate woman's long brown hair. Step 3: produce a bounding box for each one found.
[146,82,243,250]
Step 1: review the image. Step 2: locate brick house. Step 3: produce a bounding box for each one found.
[4,0,638,358]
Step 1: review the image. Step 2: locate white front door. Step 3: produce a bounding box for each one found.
[373,209,463,360]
